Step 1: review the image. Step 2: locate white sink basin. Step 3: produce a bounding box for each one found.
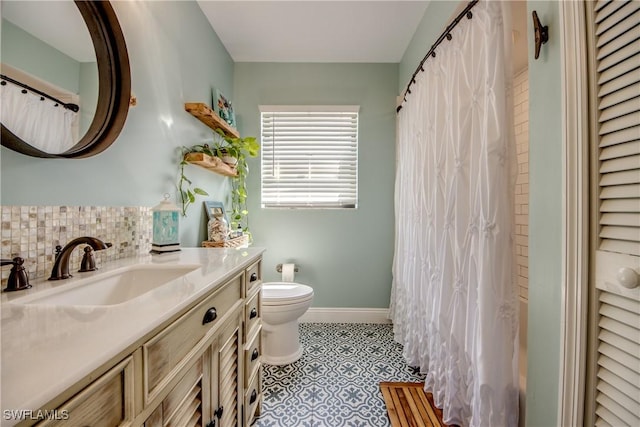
[13,264,201,306]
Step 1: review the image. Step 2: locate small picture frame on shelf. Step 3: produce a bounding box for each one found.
[204,200,229,225]
[212,88,236,128]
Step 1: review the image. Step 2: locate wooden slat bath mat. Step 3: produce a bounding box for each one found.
[380,382,453,427]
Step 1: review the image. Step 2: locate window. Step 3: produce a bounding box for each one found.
[260,105,359,208]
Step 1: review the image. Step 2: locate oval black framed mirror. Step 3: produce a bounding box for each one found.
[0,0,130,158]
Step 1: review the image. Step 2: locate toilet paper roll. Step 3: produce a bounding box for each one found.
[281,263,296,282]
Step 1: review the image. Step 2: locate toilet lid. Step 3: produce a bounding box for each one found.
[262,282,314,304]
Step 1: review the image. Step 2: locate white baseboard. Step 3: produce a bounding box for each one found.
[300,307,391,324]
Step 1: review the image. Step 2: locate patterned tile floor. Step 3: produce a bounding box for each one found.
[254,323,425,427]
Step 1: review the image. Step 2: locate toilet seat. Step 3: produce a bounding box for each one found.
[262,282,314,305]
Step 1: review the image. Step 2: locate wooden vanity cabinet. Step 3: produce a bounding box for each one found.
[142,273,242,405]
[29,256,262,427]
[141,271,247,427]
[144,312,242,427]
[242,259,263,425]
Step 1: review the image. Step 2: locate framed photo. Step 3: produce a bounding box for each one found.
[213,88,236,128]
[203,201,229,224]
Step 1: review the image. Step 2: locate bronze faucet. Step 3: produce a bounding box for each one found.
[1,257,32,291]
[49,237,112,281]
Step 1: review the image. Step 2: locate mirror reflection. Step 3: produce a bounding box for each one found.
[0,0,98,154]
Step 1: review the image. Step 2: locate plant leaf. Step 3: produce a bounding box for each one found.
[193,187,208,196]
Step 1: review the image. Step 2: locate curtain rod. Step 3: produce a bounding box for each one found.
[0,74,80,113]
[397,0,479,113]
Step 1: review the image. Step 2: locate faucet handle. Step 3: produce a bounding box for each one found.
[79,247,97,272]
[2,256,32,292]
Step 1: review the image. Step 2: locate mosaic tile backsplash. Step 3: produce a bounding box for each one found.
[1,206,152,287]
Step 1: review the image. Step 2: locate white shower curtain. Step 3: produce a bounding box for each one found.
[390,1,518,426]
[1,80,77,153]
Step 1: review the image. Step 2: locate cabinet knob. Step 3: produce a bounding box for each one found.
[251,348,259,361]
[250,389,258,404]
[202,307,217,325]
[249,307,258,319]
[214,406,224,419]
[250,272,258,282]
[617,267,639,289]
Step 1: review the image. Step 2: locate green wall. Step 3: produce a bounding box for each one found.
[0,1,235,247]
[398,1,459,94]
[525,2,563,425]
[234,62,398,308]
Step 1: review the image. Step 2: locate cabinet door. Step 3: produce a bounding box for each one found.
[210,315,242,427]
[144,354,211,427]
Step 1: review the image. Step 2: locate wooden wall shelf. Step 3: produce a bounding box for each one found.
[185,102,239,138]
[184,152,237,177]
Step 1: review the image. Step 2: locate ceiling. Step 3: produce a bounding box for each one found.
[1,1,528,72]
[198,1,528,69]
[197,0,431,63]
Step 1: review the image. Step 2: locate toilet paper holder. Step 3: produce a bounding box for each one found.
[276,263,299,273]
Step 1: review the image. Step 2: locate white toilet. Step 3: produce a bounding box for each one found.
[261,282,314,365]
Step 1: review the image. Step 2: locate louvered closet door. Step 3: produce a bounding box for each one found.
[590,1,640,426]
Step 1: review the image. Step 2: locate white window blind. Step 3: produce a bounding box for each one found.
[590,1,640,426]
[260,106,359,208]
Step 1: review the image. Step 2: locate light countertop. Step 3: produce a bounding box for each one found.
[0,247,264,422]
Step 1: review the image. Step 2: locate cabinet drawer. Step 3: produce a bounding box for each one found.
[244,289,261,338]
[143,274,242,403]
[38,356,135,426]
[244,370,262,427]
[244,327,262,388]
[244,260,261,297]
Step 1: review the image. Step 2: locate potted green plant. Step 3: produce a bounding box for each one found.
[211,129,260,237]
[177,143,214,216]
[177,130,259,238]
